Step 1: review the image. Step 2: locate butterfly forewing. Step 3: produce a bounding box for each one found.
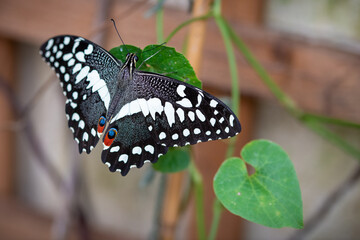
[40,35,241,176]
[129,71,241,147]
[40,35,121,153]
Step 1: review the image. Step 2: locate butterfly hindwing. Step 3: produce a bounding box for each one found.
[40,35,121,153]
[101,113,168,176]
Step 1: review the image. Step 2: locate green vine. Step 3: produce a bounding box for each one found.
[153,0,360,238]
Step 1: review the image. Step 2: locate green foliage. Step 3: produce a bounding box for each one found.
[214,140,303,228]
[153,147,190,173]
[109,45,201,88]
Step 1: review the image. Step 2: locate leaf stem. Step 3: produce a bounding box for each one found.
[156,0,164,44]
[225,21,302,118]
[208,198,223,240]
[303,119,360,160]
[302,113,360,129]
[225,20,360,160]
[213,1,239,160]
[165,12,214,43]
[189,161,206,240]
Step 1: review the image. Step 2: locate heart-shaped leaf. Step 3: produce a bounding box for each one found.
[214,139,303,228]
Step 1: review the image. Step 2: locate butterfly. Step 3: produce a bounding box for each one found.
[39,35,241,176]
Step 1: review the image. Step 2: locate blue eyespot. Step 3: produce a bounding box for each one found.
[104,127,118,146]
[97,116,106,134]
[108,128,117,139]
[99,116,106,126]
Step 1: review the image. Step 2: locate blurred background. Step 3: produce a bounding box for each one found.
[0,0,359,239]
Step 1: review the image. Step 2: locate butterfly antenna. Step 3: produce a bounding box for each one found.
[111,19,130,54]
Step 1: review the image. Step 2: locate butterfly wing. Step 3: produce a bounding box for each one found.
[131,71,241,147]
[101,113,169,176]
[40,35,121,153]
[100,69,241,175]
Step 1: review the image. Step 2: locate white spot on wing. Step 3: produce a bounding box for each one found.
[72,91,78,100]
[229,115,235,127]
[148,98,163,120]
[75,51,86,62]
[164,102,175,127]
[119,154,128,163]
[75,66,90,84]
[84,44,94,55]
[210,99,218,108]
[132,146,142,155]
[63,37,70,45]
[83,132,89,141]
[176,98,192,108]
[194,128,201,134]
[113,103,130,121]
[137,98,149,117]
[110,146,120,152]
[56,51,62,59]
[78,120,85,129]
[196,109,206,122]
[196,94,202,107]
[188,111,195,122]
[64,73,70,82]
[68,59,75,67]
[63,53,73,61]
[45,39,54,50]
[86,70,110,110]
[159,132,166,140]
[176,85,186,97]
[130,100,141,115]
[91,128,96,136]
[145,145,155,154]
[210,118,216,126]
[72,63,82,74]
[176,108,185,122]
[183,129,190,137]
[172,133,179,140]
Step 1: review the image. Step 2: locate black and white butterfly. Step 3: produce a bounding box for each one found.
[39,35,241,176]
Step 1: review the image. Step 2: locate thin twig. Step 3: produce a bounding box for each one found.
[149,173,167,240]
[0,75,65,189]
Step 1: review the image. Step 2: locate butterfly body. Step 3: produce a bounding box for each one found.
[40,35,241,176]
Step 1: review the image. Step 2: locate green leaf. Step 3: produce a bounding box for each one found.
[109,45,142,64]
[214,139,303,229]
[153,147,190,173]
[142,45,201,88]
[109,45,201,88]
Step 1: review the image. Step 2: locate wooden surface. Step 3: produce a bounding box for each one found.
[189,96,256,239]
[0,197,138,240]
[0,37,15,196]
[0,0,359,239]
[160,0,213,239]
[0,0,358,122]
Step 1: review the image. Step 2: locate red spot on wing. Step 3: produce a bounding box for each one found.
[97,116,106,134]
[104,128,117,147]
